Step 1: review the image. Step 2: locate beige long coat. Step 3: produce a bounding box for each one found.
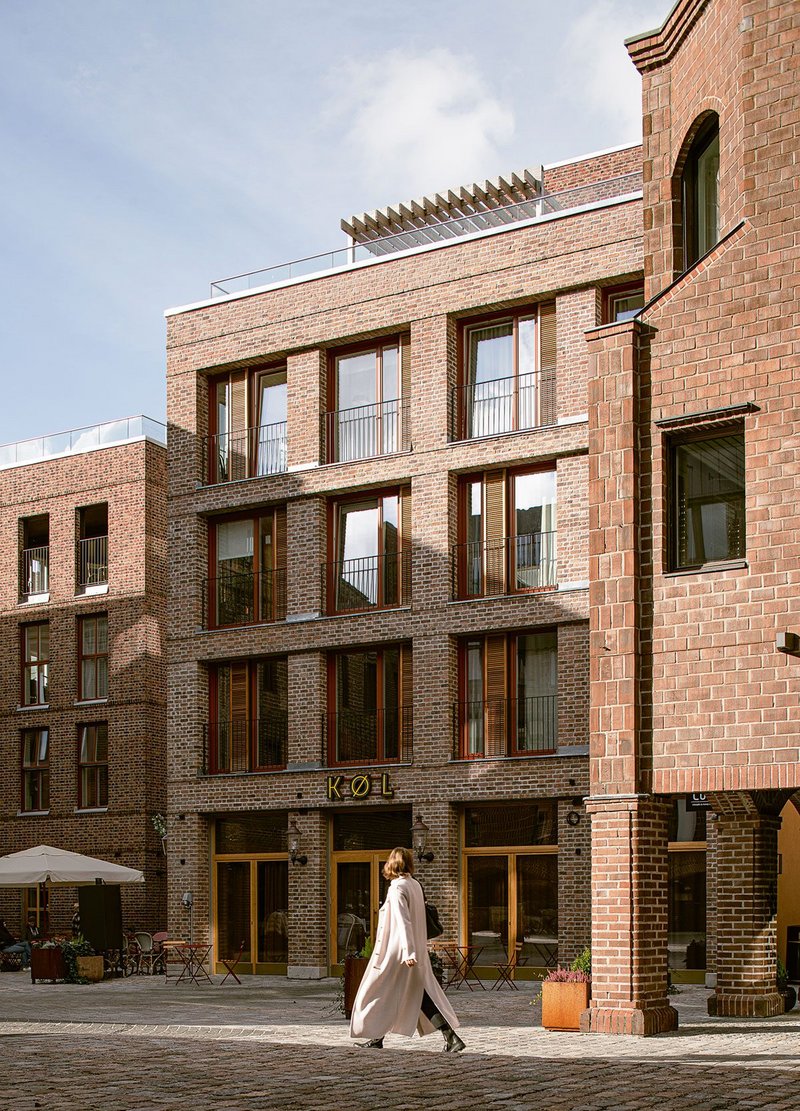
[349,874,459,1039]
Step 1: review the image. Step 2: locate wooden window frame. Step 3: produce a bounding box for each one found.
[603,281,645,324]
[21,621,49,707]
[327,644,411,766]
[207,362,287,482]
[208,508,286,629]
[78,613,108,701]
[21,728,49,813]
[209,658,288,774]
[681,114,720,270]
[77,722,108,810]
[327,486,410,614]
[326,334,409,463]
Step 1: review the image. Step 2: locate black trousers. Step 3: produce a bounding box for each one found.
[420,990,443,1023]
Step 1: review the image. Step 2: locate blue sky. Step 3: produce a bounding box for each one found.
[0,0,668,445]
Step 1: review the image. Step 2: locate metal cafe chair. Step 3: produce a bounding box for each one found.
[491,942,528,990]
[134,932,156,974]
[220,939,246,986]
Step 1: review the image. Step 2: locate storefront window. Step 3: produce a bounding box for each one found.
[332,809,412,852]
[216,812,287,854]
[464,802,557,847]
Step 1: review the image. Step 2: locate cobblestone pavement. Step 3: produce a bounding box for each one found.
[1,974,800,1110]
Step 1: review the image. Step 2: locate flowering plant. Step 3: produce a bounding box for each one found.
[152,813,168,840]
[543,966,591,983]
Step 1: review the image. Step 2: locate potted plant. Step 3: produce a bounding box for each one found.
[343,935,373,1019]
[541,948,591,1031]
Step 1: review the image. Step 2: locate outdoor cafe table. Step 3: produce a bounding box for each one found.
[431,942,485,991]
[169,942,213,985]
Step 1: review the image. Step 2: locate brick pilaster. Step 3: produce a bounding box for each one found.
[287,808,328,977]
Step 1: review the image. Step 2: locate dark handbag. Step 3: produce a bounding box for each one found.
[425,901,444,939]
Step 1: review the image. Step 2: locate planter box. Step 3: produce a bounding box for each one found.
[30,947,66,983]
[343,956,369,1019]
[76,955,105,982]
[541,980,590,1031]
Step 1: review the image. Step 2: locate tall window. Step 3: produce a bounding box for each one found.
[682,115,720,268]
[22,622,49,706]
[21,729,49,812]
[457,303,556,440]
[79,614,108,700]
[458,631,557,758]
[78,723,108,808]
[209,658,288,774]
[77,504,108,590]
[210,509,286,627]
[328,645,412,765]
[327,337,409,462]
[671,431,745,570]
[329,489,411,613]
[456,469,556,598]
[210,366,288,483]
[668,799,707,976]
[20,515,49,598]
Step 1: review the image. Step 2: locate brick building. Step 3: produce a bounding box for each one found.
[0,417,168,934]
[584,0,800,1033]
[165,148,644,976]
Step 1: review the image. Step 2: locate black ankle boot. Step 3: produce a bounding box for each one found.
[356,1038,384,1049]
[429,1012,466,1053]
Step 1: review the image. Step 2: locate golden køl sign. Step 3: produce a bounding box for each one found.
[326,772,394,801]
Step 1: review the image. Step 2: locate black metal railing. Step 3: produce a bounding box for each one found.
[451,532,557,598]
[203,716,288,774]
[324,399,410,463]
[203,422,288,484]
[324,548,411,613]
[20,545,49,596]
[77,536,108,588]
[323,708,413,765]
[452,696,557,759]
[452,370,556,441]
[203,568,287,628]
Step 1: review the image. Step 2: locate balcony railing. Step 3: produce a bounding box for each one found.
[203,422,288,484]
[323,708,413,766]
[203,716,288,774]
[77,536,108,589]
[451,532,557,599]
[453,696,557,759]
[324,399,410,464]
[203,569,287,628]
[21,546,49,596]
[452,370,556,441]
[324,548,411,614]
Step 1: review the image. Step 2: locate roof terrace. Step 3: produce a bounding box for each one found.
[0,415,167,471]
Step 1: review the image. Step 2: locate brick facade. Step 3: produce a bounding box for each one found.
[0,429,168,936]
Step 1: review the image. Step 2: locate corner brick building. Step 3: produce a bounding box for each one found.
[165,149,643,977]
[0,418,168,934]
[584,0,799,1033]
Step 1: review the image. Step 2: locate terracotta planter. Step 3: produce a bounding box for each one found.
[541,980,590,1031]
[343,956,369,1019]
[30,947,66,983]
[76,955,105,982]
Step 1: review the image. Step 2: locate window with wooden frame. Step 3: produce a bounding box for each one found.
[78,723,108,809]
[326,336,410,463]
[454,468,556,599]
[20,514,49,598]
[207,364,288,483]
[328,488,411,614]
[327,645,412,766]
[21,728,49,812]
[208,658,288,774]
[78,613,108,700]
[669,428,745,571]
[603,284,645,323]
[681,114,720,269]
[456,631,557,759]
[455,303,556,441]
[208,508,287,628]
[21,622,49,706]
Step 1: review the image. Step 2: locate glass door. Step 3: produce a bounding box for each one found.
[215,857,289,974]
[216,861,252,970]
[332,853,390,972]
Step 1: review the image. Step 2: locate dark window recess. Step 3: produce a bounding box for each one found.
[682,115,720,268]
[77,504,108,588]
[332,809,414,852]
[215,812,289,854]
[20,515,49,597]
[464,802,558,847]
[672,431,745,569]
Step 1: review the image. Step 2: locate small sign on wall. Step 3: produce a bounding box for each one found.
[686,793,709,810]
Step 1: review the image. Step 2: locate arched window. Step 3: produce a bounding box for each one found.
[681,114,720,268]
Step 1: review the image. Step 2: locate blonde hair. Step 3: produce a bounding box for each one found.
[383,846,414,880]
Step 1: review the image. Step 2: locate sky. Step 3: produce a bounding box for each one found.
[0,0,669,446]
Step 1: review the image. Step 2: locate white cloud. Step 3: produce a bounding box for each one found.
[327,48,515,208]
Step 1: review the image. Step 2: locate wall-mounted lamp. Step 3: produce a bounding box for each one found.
[411,815,435,863]
[288,818,308,865]
[566,811,582,826]
[777,632,799,654]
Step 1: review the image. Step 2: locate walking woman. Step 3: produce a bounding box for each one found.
[350,846,465,1053]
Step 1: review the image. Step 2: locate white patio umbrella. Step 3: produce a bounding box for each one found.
[0,845,144,886]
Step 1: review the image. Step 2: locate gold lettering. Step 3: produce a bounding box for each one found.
[326,775,344,801]
[380,773,394,798]
[350,774,372,798]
